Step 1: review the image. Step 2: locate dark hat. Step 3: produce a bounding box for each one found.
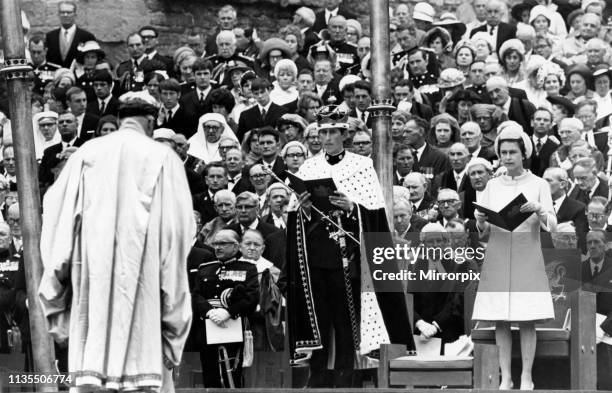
[511,0,538,22]
[567,8,585,28]
[546,95,576,117]
[432,13,467,38]
[91,69,113,84]
[316,105,349,131]
[447,89,483,104]
[226,60,250,75]
[593,64,612,81]
[75,41,105,64]
[566,63,594,90]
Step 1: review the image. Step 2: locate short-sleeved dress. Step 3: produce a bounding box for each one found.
[471,171,555,322]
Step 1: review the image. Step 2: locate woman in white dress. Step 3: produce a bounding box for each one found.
[472,124,556,390]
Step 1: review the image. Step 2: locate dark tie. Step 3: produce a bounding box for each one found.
[576,189,589,204]
[593,265,600,276]
[99,101,105,114]
[552,200,557,213]
[361,111,366,122]
[536,138,542,155]
[199,92,205,104]
[261,108,266,120]
[489,25,495,35]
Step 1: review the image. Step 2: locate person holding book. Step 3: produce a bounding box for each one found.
[472,123,556,390]
[287,105,414,387]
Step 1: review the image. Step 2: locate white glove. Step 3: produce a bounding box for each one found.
[416,319,438,339]
[207,308,231,326]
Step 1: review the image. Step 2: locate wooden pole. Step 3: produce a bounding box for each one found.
[368,0,395,229]
[0,0,57,382]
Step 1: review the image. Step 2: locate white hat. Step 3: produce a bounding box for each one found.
[466,157,493,173]
[153,128,176,141]
[494,124,533,159]
[413,2,435,23]
[486,76,509,91]
[339,74,362,92]
[33,111,58,123]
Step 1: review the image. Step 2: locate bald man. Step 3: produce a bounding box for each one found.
[557,13,604,65]
[312,0,357,33]
[434,143,477,218]
[486,76,536,134]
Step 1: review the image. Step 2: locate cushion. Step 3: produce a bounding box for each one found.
[390,355,473,369]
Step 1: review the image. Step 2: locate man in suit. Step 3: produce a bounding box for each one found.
[529,108,560,177]
[348,80,372,128]
[205,31,254,86]
[577,100,608,155]
[586,197,612,232]
[313,58,341,105]
[237,78,288,142]
[394,198,428,239]
[261,184,289,230]
[486,76,536,135]
[86,70,119,117]
[193,162,229,225]
[204,5,239,56]
[180,58,214,119]
[38,112,84,191]
[45,1,96,68]
[393,144,415,186]
[157,78,199,138]
[293,7,320,57]
[584,230,612,390]
[459,122,496,163]
[66,87,99,141]
[225,191,284,265]
[466,158,494,224]
[326,16,360,76]
[139,26,174,72]
[435,143,476,218]
[435,188,465,227]
[482,62,529,101]
[469,0,516,53]
[543,167,588,253]
[404,116,451,175]
[394,79,434,120]
[404,172,436,220]
[569,157,609,204]
[249,127,287,182]
[224,147,252,194]
[312,0,357,33]
[410,224,467,351]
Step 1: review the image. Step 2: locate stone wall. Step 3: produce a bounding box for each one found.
[18,0,480,66]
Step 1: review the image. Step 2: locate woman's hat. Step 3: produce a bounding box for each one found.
[413,2,436,23]
[76,40,105,63]
[438,68,466,89]
[421,27,453,53]
[448,89,482,104]
[498,39,526,60]
[593,64,612,81]
[259,38,292,61]
[494,123,533,159]
[433,13,466,37]
[529,5,552,24]
[546,95,576,116]
[566,63,594,89]
[511,0,538,22]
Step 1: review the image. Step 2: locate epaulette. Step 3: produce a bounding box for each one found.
[237,54,254,63]
[346,42,357,48]
[47,62,61,68]
[198,260,220,268]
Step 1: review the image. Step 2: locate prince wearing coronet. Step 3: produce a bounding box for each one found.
[287,105,415,387]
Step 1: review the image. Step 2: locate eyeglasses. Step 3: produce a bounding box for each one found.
[285,153,305,158]
[250,174,268,179]
[219,145,237,150]
[587,212,607,219]
[38,123,56,127]
[353,141,371,146]
[7,218,19,225]
[438,199,459,206]
[203,125,221,132]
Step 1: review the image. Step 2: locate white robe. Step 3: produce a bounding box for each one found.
[39,119,195,392]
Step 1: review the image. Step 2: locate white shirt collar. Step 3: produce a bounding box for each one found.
[167,103,180,116]
[502,97,511,114]
[99,95,111,106]
[415,143,426,161]
[197,86,211,97]
[258,101,272,113]
[471,145,481,158]
[325,7,339,20]
[61,25,76,35]
[589,177,601,198]
[533,134,548,144]
[146,50,158,59]
[413,197,424,210]
[62,136,77,149]
[242,218,259,232]
[553,194,566,211]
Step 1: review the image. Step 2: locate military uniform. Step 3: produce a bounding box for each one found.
[30,62,60,96]
[193,255,259,388]
[0,249,23,354]
[76,71,97,102]
[328,40,360,76]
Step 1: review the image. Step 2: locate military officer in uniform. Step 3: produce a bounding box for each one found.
[326,16,360,76]
[404,47,441,107]
[28,33,60,96]
[193,229,259,388]
[206,31,254,86]
[0,222,24,354]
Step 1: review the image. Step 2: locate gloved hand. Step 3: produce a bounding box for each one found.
[416,319,438,339]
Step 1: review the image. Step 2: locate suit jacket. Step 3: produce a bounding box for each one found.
[507,98,537,135]
[149,52,174,72]
[38,138,85,190]
[78,113,100,141]
[557,196,588,252]
[256,156,287,182]
[582,254,612,287]
[237,103,288,142]
[349,108,373,128]
[315,74,342,105]
[180,89,213,119]
[568,179,609,205]
[476,146,497,162]
[193,191,218,225]
[301,28,321,57]
[589,259,612,336]
[410,258,467,346]
[158,105,199,139]
[469,22,516,52]
[86,96,120,118]
[225,220,285,269]
[410,101,434,120]
[592,130,609,156]
[413,143,452,176]
[312,6,358,33]
[435,169,477,219]
[46,27,96,68]
[528,137,559,177]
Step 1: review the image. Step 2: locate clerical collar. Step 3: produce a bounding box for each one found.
[325,150,345,165]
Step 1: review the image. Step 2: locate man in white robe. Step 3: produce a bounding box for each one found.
[39,91,195,393]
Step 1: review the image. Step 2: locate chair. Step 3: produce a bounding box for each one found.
[471,249,597,389]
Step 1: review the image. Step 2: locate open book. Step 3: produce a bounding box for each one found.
[286,171,338,212]
[473,193,532,231]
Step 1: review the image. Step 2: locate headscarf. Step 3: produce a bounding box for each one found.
[187,113,238,163]
[33,111,60,160]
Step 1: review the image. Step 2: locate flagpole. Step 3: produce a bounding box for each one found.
[0,0,57,385]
